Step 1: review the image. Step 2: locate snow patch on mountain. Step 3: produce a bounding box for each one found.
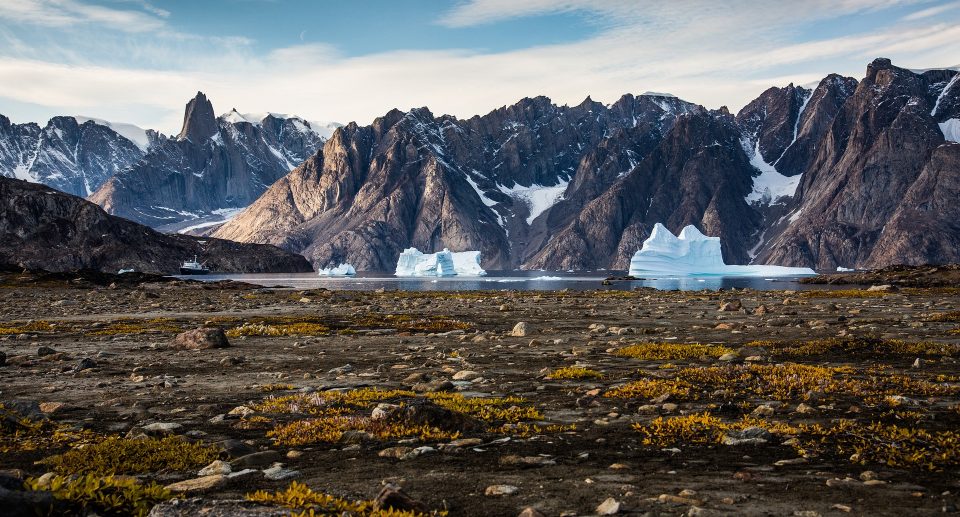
[743,139,801,204]
[940,119,960,143]
[498,180,569,224]
[74,116,151,151]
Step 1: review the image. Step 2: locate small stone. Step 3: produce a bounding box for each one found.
[859,470,877,481]
[449,438,483,447]
[379,446,414,459]
[164,474,227,494]
[412,380,455,393]
[485,484,519,496]
[231,450,282,468]
[866,284,898,292]
[38,402,65,414]
[262,463,299,480]
[73,357,97,372]
[608,463,629,470]
[37,346,57,357]
[227,406,255,417]
[142,422,182,435]
[371,403,401,420]
[170,328,230,350]
[596,497,621,515]
[751,404,775,417]
[286,450,303,459]
[452,370,481,381]
[517,508,547,517]
[510,322,531,337]
[794,403,815,414]
[831,504,852,513]
[719,299,742,312]
[718,352,740,362]
[374,484,429,513]
[197,460,232,476]
[328,364,353,375]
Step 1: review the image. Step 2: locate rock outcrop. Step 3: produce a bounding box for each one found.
[0,176,312,274]
[755,58,960,269]
[89,92,326,230]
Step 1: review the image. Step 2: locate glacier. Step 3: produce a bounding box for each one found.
[628,223,816,277]
[317,263,356,276]
[395,248,486,277]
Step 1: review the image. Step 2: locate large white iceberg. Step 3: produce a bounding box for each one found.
[317,263,356,276]
[628,223,815,277]
[395,248,487,277]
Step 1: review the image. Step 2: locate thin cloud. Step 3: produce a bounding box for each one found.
[0,0,166,32]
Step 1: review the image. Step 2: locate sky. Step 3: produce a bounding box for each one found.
[1,0,959,134]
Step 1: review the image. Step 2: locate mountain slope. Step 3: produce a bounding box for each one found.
[214,94,700,270]
[89,92,325,230]
[755,58,960,269]
[0,176,311,274]
[0,115,153,197]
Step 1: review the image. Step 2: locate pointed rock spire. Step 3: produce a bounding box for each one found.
[178,92,217,142]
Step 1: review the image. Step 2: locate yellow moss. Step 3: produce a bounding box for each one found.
[489,423,576,437]
[924,311,960,322]
[633,413,798,448]
[40,436,219,476]
[227,322,330,337]
[605,363,958,403]
[426,393,542,423]
[797,420,960,471]
[247,481,446,516]
[614,342,734,360]
[24,474,175,517]
[546,366,603,380]
[267,416,459,446]
[259,383,296,392]
[757,336,960,358]
[0,404,100,453]
[0,320,55,335]
[86,317,180,336]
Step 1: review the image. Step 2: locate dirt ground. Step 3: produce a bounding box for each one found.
[1,273,959,516]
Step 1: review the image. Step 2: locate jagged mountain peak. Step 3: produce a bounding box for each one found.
[178,91,218,142]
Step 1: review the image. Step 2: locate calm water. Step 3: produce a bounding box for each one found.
[179,270,824,291]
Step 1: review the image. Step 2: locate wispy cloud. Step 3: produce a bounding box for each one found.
[0,0,167,32]
[902,0,960,19]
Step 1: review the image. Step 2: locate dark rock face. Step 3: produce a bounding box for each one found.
[756,59,960,269]
[527,110,760,270]
[0,176,312,274]
[220,58,959,271]
[89,93,325,229]
[215,94,705,270]
[0,114,148,196]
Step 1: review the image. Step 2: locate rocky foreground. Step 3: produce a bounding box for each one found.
[1,273,959,516]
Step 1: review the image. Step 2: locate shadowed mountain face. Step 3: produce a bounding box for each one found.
[754,58,960,269]
[0,115,155,197]
[0,176,312,274]
[214,59,960,271]
[88,92,326,229]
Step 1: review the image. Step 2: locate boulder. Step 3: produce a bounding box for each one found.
[171,328,230,351]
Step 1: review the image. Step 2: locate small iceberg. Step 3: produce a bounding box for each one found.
[395,248,487,277]
[317,263,356,276]
[117,268,135,274]
[628,223,815,277]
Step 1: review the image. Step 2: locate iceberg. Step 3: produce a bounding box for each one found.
[395,248,487,277]
[628,223,816,277]
[317,263,356,276]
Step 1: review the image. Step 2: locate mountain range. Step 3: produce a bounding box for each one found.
[2,58,958,272]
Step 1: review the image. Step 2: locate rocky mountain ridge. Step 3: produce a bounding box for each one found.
[0,114,158,197]
[89,92,328,232]
[0,176,312,274]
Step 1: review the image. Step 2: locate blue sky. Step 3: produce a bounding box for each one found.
[1,0,959,133]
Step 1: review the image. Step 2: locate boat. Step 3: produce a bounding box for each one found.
[179,256,210,275]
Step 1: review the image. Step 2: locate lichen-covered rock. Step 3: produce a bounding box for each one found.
[171,328,230,351]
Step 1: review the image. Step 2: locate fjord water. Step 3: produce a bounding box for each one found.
[182,270,822,291]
